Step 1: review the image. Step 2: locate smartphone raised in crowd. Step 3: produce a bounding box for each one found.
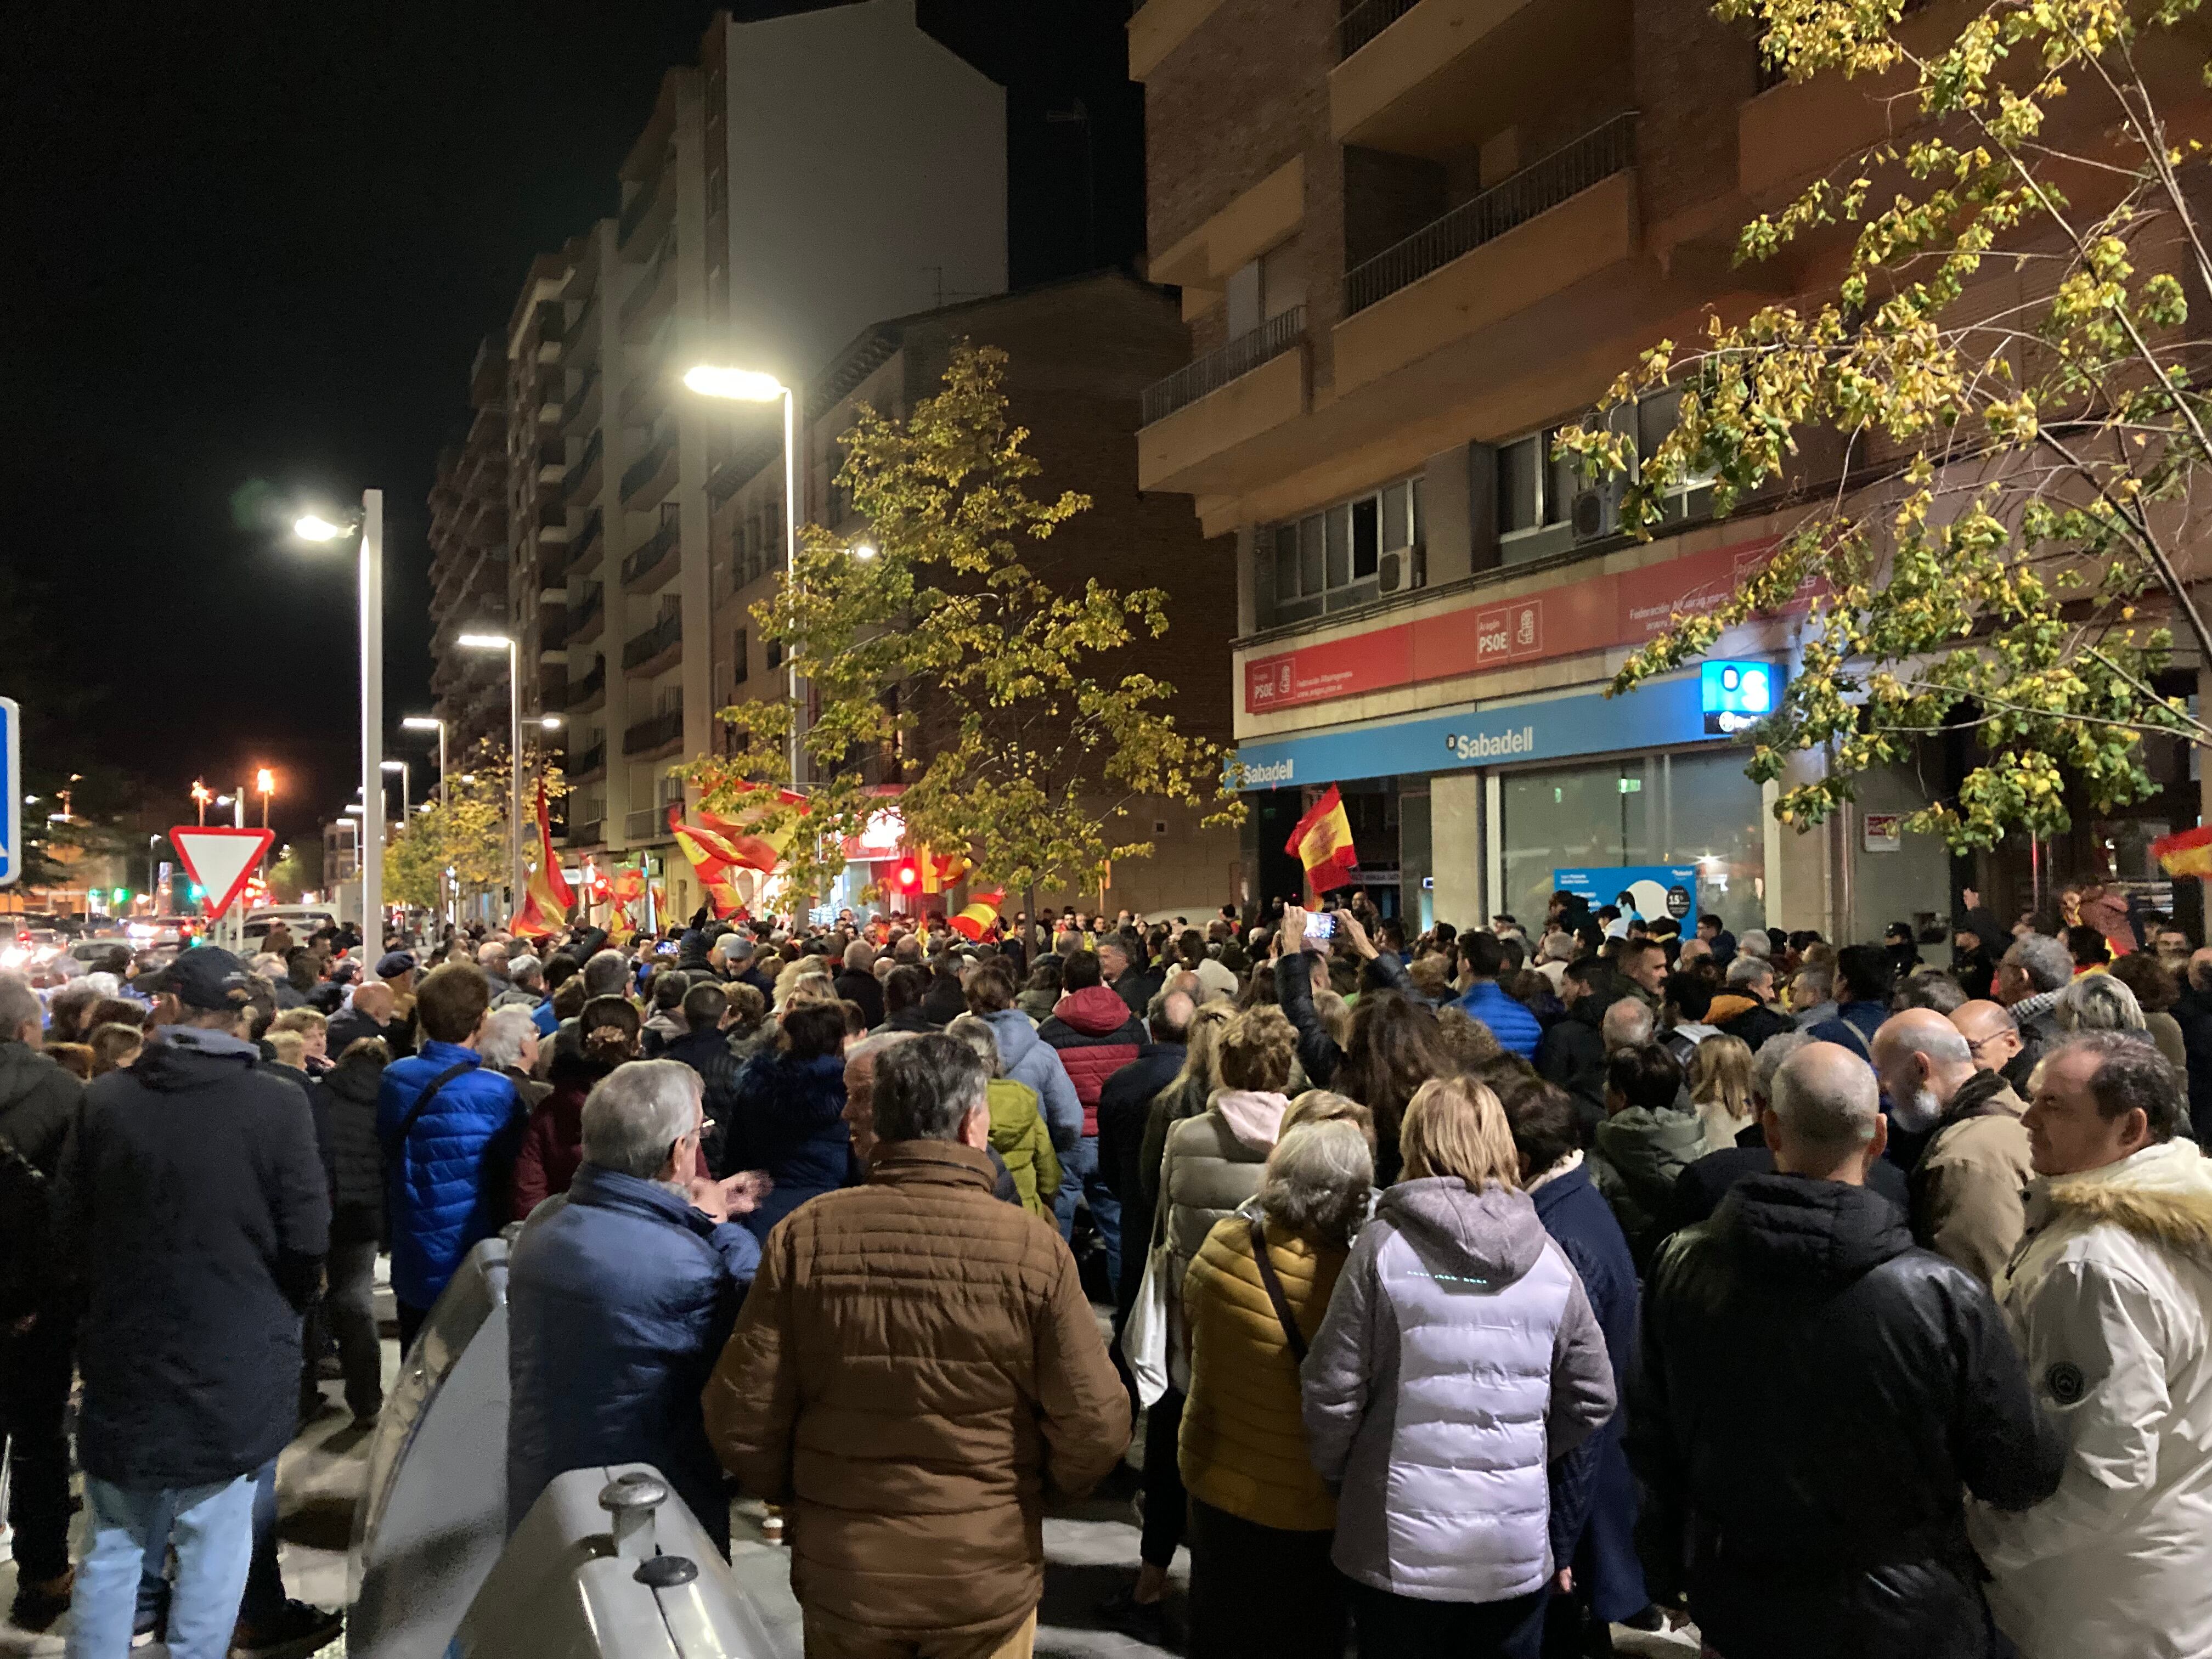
[1307,910,1336,941]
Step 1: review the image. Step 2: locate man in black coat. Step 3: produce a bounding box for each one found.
[55,947,330,1658]
[0,974,84,1629]
[2174,950,2212,1144]
[1537,959,1626,1131]
[309,1035,389,1424]
[1629,1042,2064,1659]
[1095,989,1193,1322]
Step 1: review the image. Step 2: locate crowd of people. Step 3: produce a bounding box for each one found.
[2,882,2210,1659]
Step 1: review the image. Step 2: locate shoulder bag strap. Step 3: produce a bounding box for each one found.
[1247,1217,1308,1365]
[382,1061,475,1158]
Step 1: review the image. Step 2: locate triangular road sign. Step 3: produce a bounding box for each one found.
[170,827,276,920]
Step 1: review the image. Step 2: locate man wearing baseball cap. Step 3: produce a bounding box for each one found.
[57,947,330,1659]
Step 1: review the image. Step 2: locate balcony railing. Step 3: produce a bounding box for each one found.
[1344,111,1638,315]
[540,611,569,653]
[620,248,673,333]
[567,817,602,846]
[1141,305,1306,427]
[563,429,603,498]
[618,170,663,247]
[620,430,677,504]
[1339,0,1420,59]
[567,656,605,709]
[572,583,605,637]
[572,505,603,565]
[623,709,684,756]
[624,806,668,842]
[623,611,681,670]
[571,741,606,779]
[623,512,680,589]
[563,364,601,428]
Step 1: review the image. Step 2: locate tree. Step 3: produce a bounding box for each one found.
[1560,0,2212,851]
[381,738,566,910]
[686,344,1244,902]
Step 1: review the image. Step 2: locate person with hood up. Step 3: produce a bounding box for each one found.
[1588,1042,1706,1271]
[1499,1077,1659,1651]
[55,947,331,1659]
[966,959,1081,1148]
[1302,1075,1616,1657]
[511,997,640,1220]
[1629,1042,2064,1659]
[720,999,854,1243]
[1970,1034,2212,1659]
[1036,950,1138,1281]
[307,1036,390,1424]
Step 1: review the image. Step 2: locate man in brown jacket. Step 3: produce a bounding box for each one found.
[1873,1008,2034,1285]
[704,1033,1128,1659]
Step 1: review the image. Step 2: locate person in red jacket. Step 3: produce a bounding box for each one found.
[1039,950,1141,1288]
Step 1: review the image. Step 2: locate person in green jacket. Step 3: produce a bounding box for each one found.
[947,1014,1062,1215]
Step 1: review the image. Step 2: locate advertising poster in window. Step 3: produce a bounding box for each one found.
[1553,864,1700,930]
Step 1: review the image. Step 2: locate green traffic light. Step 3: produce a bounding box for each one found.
[113,888,132,902]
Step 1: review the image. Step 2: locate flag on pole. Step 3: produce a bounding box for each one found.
[2153,824,2212,878]
[950,888,1005,941]
[1284,785,1359,895]
[512,780,574,938]
[919,847,969,895]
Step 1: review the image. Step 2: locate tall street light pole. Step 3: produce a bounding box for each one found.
[402,716,449,810]
[381,759,410,823]
[295,489,384,962]
[459,634,523,923]
[682,364,803,788]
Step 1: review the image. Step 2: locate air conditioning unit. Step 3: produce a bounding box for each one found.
[1571,480,1624,544]
[1379,544,1427,596]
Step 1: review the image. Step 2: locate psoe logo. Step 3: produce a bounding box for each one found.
[1240,758,1296,786]
[1443,725,1537,762]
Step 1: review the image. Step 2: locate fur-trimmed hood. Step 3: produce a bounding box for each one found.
[2034,1138,2212,1263]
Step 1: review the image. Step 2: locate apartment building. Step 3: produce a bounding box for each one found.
[1127,0,2212,939]
[432,0,1005,891]
[703,270,1241,917]
[426,339,512,755]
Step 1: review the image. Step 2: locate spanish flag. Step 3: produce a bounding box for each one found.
[1284,785,1359,895]
[512,780,575,938]
[2153,824,2212,878]
[950,888,1004,941]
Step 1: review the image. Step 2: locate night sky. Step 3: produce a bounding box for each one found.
[1,0,1143,845]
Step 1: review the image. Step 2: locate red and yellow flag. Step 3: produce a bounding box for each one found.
[1284,785,1359,895]
[950,888,1005,941]
[512,780,575,938]
[2153,824,2212,879]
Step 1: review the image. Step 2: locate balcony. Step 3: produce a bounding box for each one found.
[620,428,679,510]
[624,509,681,592]
[1346,112,1635,315]
[1137,336,1310,495]
[563,428,604,501]
[623,709,685,759]
[569,506,605,570]
[618,166,670,255]
[539,610,569,654]
[568,654,606,714]
[623,806,669,842]
[566,817,603,847]
[1142,306,1306,427]
[620,248,675,344]
[570,741,607,783]
[535,439,565,483]
[623,611,682,676]
[563,364,601,432]
[1333,0,1631,160]
[570,583,606,647]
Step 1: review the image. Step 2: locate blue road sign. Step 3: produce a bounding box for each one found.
[0,698,18,888]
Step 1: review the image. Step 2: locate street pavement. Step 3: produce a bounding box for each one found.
[0,1273,1700,1659]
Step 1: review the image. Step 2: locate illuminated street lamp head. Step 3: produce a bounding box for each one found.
[457,633,512,650]
[539,715,563,729]
[380,760,405,772]
[400,716,443,731]
[683,365,786,402]
[342,804,365,816]
[292,514,352,543]
[851,543,878,561]
[255,769,274,795]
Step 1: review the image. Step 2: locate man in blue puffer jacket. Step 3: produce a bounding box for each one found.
[377,962,523,1351]
[507,1058,759,1551]
[1455,929,1543,1059]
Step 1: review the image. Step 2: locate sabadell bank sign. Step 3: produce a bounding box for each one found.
[1232,672,1746,792]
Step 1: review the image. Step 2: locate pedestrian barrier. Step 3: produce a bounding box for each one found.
[453,1464,788,1659]
[348,1235,514,1659]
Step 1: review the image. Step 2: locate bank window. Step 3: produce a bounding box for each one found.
[1496,390,1716,566]
[1262,475,1424,626]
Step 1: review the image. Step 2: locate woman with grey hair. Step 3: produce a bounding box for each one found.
[1176,1120,1373,1658]
[480,1004,550,1105]
[945,1014,1061,1215]
[2053,970,2152,1040]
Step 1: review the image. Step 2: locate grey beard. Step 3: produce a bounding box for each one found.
[1889,1086,1945,1135]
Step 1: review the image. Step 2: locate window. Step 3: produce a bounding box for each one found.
[1495,388,1716,566]
[1261,475,1424,625]
[767,639,784,670]
[732,629,749,685]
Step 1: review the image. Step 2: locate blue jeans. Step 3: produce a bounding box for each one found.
[1051,1133,1122,1291]
[137,1460,284,1633]
[70,1474,255,1659]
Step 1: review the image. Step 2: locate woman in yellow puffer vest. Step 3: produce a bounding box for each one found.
[946,1014,1062,1215]
[1180,1117,1373,1659]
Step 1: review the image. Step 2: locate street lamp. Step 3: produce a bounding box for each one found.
[149,835,161,915]
[684,363,802,786]
[458,633,523,921]
[381,759,410,822]
[191,780,212,826]
[400,716,449,809]
[255,768,275,828]
[291,492,385,961]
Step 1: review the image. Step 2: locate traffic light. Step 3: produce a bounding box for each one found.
[87,889,103,905]
[112,888,131,904]
[188,883,204,900]
[895,857,920,894]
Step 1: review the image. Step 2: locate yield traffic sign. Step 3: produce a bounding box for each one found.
[169,826,275,920]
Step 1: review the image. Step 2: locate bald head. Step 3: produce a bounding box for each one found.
[1768,1041,1886,1180]
[1601,997,1655,1053]
[1950,998,2023,1074]
[1872,1008,1977,1133]
[2190,947,2212,994]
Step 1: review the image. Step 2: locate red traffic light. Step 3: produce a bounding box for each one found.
[896,859,919,891]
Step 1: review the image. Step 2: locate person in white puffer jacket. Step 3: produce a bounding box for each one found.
[1970,1031,2212,1659]
[1302,1074,1615,1657]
